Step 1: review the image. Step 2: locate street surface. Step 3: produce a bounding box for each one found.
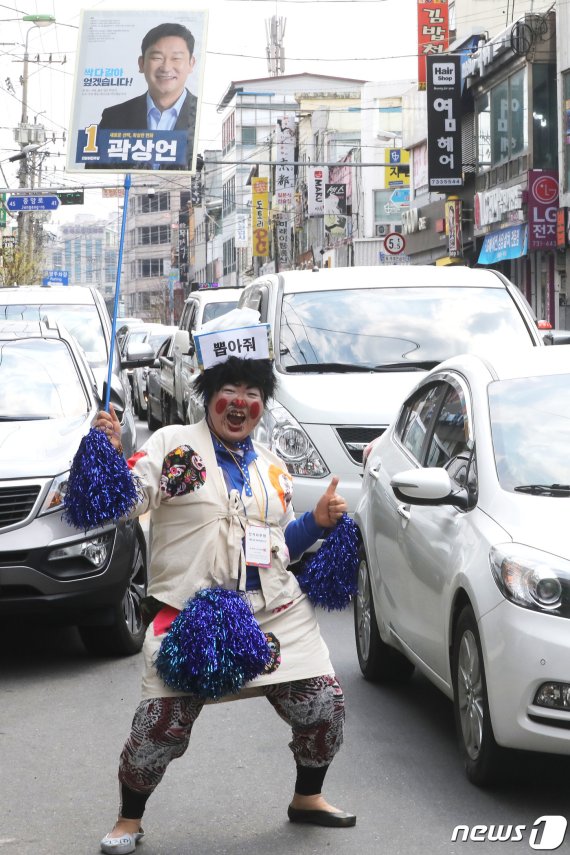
[1,420,569,855]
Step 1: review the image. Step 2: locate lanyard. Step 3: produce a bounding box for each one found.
[211,429,269,522]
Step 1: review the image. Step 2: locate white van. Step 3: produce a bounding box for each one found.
[237,265,547,526]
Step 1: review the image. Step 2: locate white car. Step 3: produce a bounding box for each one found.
[354,346,570,784]
[171,286,241,424]
[237,265,549,534]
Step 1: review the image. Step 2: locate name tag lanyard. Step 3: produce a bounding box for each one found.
[223,446,271,568]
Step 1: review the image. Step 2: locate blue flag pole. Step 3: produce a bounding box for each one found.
[104,172,132,411]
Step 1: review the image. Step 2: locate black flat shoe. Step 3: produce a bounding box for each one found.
[287,805,357,827]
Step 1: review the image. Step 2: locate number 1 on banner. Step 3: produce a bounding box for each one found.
[82,124,99,154]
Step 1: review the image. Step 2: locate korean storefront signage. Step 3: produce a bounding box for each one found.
[445,197,463,257]
[274,212,291,267]
[324,184,347,238]
[251,177,269,257]
[474,184,524,229]
[426,55,463,190]
[478,224,528,265]
[528,170,559,251]
[417,0,449,90]
[556,208,567,249]
[274,117,296,208]
[307,166,328,216]
[384,149,410,188]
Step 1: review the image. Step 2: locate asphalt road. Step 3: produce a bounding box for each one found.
[1,421,569,854]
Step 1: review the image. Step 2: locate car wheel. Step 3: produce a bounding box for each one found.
[79,524,148,657]
[452,605,504,785]
[147,397,160,431]
[354,549,415,682]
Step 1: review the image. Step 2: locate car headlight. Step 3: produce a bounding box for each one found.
[490,543,570,617]
[257,404,329,478]
[38,471,69,515]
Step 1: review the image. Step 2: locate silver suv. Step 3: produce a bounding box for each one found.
[0,320,148,656]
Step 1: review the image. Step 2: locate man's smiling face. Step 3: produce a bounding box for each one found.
[139,35,195,109]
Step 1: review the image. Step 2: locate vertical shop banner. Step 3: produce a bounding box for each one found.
[426,55,463,190]
[274,117,296,208]
[528,170,559,251]
[67,9,208,173]
[324,184,347,238]
[235,214,248,248]
[307,166,328,216]
[418,0,449,90]
[384,149,410,188]
[445,197,463,257]
[252,177,269,257]
[274,212,291,268]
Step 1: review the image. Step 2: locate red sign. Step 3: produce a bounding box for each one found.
[417,0,449,90]
[528,170,559,251]
[556,209,567,249]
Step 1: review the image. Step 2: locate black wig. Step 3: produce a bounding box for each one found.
[193,356,277,405]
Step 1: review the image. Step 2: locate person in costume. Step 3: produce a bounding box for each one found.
[94,310,356,855]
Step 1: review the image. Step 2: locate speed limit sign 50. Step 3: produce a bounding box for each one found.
[384,232,406,255]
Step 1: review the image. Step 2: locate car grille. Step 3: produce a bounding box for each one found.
[0,485,41,530]
[334,426,386,464]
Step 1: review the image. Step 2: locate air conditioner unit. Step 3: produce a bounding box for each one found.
[375,224,388,237]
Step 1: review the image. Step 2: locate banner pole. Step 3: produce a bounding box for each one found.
[104,172,132,411]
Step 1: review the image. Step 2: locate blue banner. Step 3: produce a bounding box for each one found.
[478,224,528,265]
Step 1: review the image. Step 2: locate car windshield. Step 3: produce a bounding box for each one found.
[202,301,238,324]
[278,287,534,369]
[489,374,570,493]
[0,339,90,419]
[0,303,107,368]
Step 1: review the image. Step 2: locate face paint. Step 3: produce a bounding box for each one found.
[232,398,246,409]
[249,401,261,419]
[214,397,228,415]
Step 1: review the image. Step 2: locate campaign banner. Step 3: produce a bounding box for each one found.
[426,55,463,190]
[67,9,208,173]
[324,183,347,238]
[252,178,269,257]
[307,166,328,216]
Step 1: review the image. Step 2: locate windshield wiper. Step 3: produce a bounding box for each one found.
[0,415,52,421]
[372,360,441,372]
[284,362,373,373]
[514,483,570,496]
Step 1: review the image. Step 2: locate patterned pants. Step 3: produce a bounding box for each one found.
[119,675,345,800]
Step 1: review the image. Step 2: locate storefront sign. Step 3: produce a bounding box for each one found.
[252,177,269,257]
[528,169,559,251]
[474,184,524,229]
[426,55,463,189]
[307,166,328,216]
[324,183,347,238]
[461,21,516,83]
[445,197,463,257]
[478,224,528,264]
[556,208,567,249]
[417,0,449,90]
[275,117,296,208]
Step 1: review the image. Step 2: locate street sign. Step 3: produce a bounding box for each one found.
[384,232,406,255]
[43,270,69,286]
[7,195,60,211]
[57,190,84,206]
[389,188,410,206]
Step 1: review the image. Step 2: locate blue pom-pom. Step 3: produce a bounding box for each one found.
[63,427,141,529]
[297,513,361,611]
[154,588,271,700]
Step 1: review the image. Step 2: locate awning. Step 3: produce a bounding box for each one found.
[478,224,528,265]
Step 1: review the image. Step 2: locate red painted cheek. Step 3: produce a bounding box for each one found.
[249,402,261,419]
[215,397,228,414]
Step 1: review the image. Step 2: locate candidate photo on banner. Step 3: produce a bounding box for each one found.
[67,9,208,173]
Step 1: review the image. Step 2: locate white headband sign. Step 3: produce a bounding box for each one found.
[193,323,273,371]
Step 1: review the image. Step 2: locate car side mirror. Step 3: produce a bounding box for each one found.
[391,468,470,510]
[122,341,155,368]
[543,329,570,346]
[174,328,192,355]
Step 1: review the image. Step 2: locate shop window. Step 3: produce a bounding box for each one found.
[242,127,257,145]
[533,64,557,170]
[477,68,528,169]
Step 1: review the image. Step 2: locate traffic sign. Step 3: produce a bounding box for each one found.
[57,190,84,206]
[7,195,60,211]
[384,232,406,255]
[389,188,410,206]
[43,269,69,286]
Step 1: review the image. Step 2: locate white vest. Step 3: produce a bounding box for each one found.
[130,418,303,611]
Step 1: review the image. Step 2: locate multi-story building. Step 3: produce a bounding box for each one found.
[46,214,118,302]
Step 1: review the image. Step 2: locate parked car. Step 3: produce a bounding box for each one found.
[235,265,554,535]
[354,346,570,784]
[129,324,178,417]
[171,285,241,424]
[0,285,152,458]
[0,320,148,656]
[146,335,174,431]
